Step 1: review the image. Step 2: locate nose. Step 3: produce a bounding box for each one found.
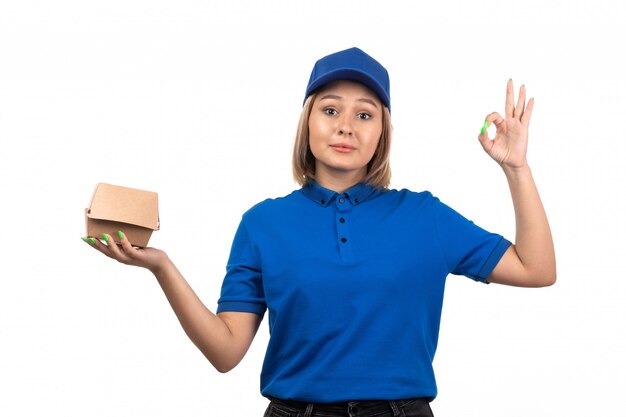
[338,114,353,136]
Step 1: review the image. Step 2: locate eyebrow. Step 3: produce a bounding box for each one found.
[319,94,380,110]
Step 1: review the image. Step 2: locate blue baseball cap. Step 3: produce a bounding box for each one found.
[304,47,391,111]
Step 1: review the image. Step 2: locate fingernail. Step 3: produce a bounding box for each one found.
[118,230,124,240]
[102,233,109,242]
[81,237,88,243]
[88,238,96,245]
[509,78,512,82]
[521,84,525,88]
[480,120,489,136]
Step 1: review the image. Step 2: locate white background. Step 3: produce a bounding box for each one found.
[1,1,624,416]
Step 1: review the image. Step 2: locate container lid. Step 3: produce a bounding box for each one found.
[86,183,159,230]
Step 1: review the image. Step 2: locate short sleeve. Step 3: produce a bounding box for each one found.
[432,196,511,283]
[216,217,267,316]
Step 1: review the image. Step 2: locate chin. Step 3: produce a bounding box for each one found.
[327,163,369,177]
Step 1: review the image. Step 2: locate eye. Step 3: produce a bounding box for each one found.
[323,108,337,116]
[357,112,372,120]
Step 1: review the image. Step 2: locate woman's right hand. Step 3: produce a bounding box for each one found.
[82,231,169,274]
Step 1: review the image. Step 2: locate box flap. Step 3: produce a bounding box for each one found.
[86,183,159,230]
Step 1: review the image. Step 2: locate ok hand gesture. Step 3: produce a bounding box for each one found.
[478,80,534,169]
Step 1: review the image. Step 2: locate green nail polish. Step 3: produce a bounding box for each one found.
[81,237,88,243]
[102,233,109,242]
[88,238,96,245]
[118,230,124,240]
[483,120,489,129]
[480,126,485,135]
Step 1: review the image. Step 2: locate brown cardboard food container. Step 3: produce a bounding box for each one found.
[85,183,160,247]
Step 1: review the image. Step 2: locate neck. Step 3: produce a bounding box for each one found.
[314,166,366,194]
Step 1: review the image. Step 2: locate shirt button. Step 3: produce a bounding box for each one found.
[339,217,345,223]
[339,198,345,203]
[354,197,359,204]
[341,237,347,243]
[321,199,326,205]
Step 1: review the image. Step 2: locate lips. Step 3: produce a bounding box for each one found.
[330,143,356,153]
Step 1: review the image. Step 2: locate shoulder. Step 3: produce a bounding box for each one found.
[240,189,304,222]
[381,187,438,208]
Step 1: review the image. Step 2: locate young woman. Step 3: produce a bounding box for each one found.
[83,47,556,417]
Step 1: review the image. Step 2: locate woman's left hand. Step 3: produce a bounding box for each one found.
[478,80,534,169]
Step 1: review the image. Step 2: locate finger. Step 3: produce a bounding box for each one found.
[117,230,140,260]
[82,236,102,252]
[102,232,130,263]
[521,97,534,126]
[85,235,115,258]
[514,84,526,120]
[478,113,502,150]
[487,112,505,127]
[505,79,515,119]
[477,129,493,154]
[481,112,504,140]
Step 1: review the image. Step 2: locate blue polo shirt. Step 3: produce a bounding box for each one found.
[217,181,511,402]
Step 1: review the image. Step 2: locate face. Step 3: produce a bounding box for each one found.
[308,80,383,184]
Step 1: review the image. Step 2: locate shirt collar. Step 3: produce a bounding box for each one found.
[301,180,381,207]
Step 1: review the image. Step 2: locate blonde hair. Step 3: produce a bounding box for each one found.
[292,93,392,189]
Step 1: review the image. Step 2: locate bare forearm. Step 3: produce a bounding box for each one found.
[83,232,251,370]
[503,164,556,283]
[151,258,235,372]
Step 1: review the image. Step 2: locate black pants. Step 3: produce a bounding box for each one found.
[264,397,434,417]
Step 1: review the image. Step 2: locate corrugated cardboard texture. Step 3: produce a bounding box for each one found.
[85,183,159,247]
